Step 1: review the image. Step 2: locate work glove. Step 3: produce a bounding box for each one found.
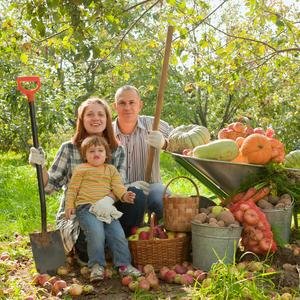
[110,206,123,220]
[29,147,46,167]
[147,131,165,149]
[89,196,123,224]
[130,181,150,196]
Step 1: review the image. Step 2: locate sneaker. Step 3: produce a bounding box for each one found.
[118,264,142,277]
[90,264,105,282]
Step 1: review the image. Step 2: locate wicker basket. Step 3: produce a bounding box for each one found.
[163,176,200,232]
[129,235,190,271]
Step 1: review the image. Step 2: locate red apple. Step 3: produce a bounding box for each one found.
[159,266,169,280]
[145,272,159,289]
[121,275,133,286]
[52,279,67,295]
[180,274,194,285]
[138,278,150,291]
[174,264,188,274]
[138,231,150,240]
[37,273,51,286]
[130,226,139,235]
[164,270,177,283]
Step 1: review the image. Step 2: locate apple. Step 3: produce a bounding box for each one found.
[57,265,70,276]
[128,234,139,241]
[138,231,150,240]
[143,264,155,274]
[211,206,224,217]
[138,278,150,291]
[167,231,175,239]
[37,273,51,286]
[52,279,67,295]
[128,280,139,292]
[68,283,83,296]
[121,275,133,286]
[136,226,150,234]
[164,270,177,283]
[82,284,94,294]
[174,274,182,284]
[145,272,159,289]
[180,274,194,285]
[174,264,187,274]
[130,226,139,235]
[193,269,206,282]
[159,266,169,280]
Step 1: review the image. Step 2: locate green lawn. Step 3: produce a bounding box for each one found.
[0,151,213,239]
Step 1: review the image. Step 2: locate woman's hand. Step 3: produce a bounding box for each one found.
[121,191,136,203]
[65,208,76,219]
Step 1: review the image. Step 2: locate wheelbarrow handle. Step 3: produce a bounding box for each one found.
[16,76,41,102]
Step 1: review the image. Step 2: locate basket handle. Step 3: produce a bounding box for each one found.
[163,176,200,199]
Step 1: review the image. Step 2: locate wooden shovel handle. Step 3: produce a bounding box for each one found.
[145,25,174,182]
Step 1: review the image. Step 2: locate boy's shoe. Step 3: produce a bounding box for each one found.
[118,264,142,277]
[90,264,105,282]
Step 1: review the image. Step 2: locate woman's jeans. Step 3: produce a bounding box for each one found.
[76,204,131,268]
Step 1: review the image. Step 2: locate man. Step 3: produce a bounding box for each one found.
[113,85,173,228]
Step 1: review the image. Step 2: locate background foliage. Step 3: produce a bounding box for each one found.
[0,0,299,154]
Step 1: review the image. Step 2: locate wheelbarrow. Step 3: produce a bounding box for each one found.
[165,151,265,199]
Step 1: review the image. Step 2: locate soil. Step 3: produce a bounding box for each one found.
[0,231,299,299]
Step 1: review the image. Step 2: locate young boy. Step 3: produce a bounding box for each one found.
[65,135,141,282]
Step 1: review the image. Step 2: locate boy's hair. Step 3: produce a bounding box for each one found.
[80,135,112,163]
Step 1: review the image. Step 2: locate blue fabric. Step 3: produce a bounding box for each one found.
[76,204,131,268]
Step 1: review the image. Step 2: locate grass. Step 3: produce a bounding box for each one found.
[0,151,213,239]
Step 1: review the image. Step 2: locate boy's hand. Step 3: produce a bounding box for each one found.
[122,191,136,203]
[65,208,75,219]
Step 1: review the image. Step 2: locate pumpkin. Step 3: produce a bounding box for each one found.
[284,150,300,169]
[218,122,253,140]
[240,134,272,165]
[231,152,249,164]
[193,139,239,161]
[167,124,210,153]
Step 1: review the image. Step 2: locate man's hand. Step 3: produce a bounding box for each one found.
[130,181,150,195]
[29,147,46,167]
[147,131,165,149]
[121,191,136,203]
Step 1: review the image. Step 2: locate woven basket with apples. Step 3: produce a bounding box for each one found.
[128,213,190,271]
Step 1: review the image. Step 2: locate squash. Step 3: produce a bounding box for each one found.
[167,124,210,153]
[231,152,249,164]
[284,150,300,169]
[193,139,239,161]
[240,134,272,165]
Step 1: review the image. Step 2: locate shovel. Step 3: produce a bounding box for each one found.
[17,76,66,275]
[145,25,174,181]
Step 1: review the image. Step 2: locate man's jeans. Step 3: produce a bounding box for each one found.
[76,204,131,268]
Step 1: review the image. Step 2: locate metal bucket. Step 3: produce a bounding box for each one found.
[261,204,293,245]
[191,222,242,271]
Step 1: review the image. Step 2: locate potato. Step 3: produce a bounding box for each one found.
[218,211,235,226]
[257,199,273,209]
[268,195,279,205]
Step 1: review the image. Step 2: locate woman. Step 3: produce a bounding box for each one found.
[29,97,146,264]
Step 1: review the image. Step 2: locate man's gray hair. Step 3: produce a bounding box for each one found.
[115,85,140,101]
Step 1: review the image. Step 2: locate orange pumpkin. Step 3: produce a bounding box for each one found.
[231,152,249,163]
[235,137,245,148]
[269,138,285,162]
[240,134,272,164]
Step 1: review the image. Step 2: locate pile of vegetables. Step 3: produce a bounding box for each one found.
[193,206,240,228]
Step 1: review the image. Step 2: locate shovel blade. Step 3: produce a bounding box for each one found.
[29,230,66,275]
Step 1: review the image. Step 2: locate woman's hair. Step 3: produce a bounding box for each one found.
[80,135,112,163]
[72,97,119,150]
[114,85,140,101]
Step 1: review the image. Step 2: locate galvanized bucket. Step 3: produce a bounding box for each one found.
[261,203,294,245]
[191,222,242,271]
